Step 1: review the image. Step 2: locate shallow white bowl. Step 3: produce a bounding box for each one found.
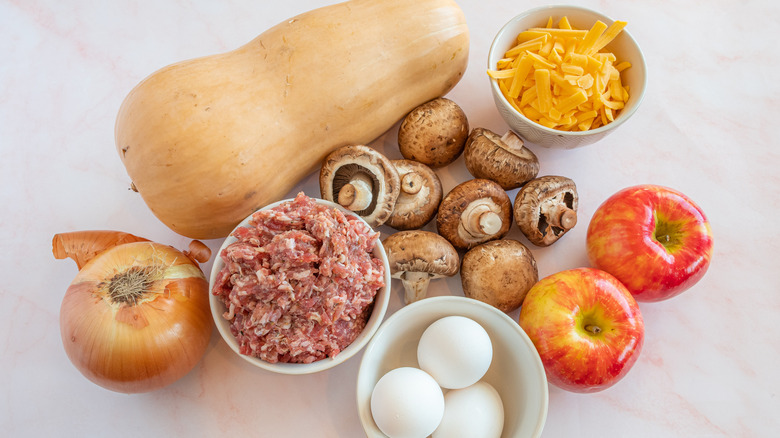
[209,197,392,375]
[488,5,647,149]
[357,296,549,438]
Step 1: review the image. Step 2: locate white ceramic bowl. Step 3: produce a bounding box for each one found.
[488,5,647,149]
[209,197,392,375]
[357,296,549,438]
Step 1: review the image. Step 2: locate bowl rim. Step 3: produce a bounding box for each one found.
[355,296,549,438]
[208,196,392,375]
[487,4,647,138]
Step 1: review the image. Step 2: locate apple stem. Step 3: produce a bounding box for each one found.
[585,324,602,335]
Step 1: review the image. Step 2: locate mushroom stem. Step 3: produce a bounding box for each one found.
[400,172,424,195]
[500,130,525,153]
[401,271,432,304]
[559,208,577,230]
[337,173,374,211]
[548,204,578,230]
[461,202,502,237]
[476,211,502,235]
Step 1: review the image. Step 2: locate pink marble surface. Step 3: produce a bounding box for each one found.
[2,0,778,436]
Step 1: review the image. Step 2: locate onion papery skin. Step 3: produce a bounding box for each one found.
[59,241,212,393]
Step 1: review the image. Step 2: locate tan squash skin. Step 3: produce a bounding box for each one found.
[115,0,470,239]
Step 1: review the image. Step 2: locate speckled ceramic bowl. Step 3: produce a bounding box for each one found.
[356,296,549,438]
[488,5,647,149]
[208,197,391,375]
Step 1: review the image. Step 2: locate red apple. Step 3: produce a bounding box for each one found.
[586,185,713,302]
[518,268,644,393]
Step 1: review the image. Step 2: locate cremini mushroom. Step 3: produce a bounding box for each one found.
[436,179,512,250]
[319,145,400,227]
[397,97,469,168]
[463,128,540,190]
[461,239,539,313]
[386,159,443,230]
[382,230,460,304]
[514,175,578,246]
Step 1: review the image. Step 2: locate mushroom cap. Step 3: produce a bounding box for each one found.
[514,175,579,247]
[319,145,400,228]
[397,98,469,168]
[386,160,443,230]
[461,239,539,313]
[436,178,512,250]
[383,230,460,278]
[463,128,540,190]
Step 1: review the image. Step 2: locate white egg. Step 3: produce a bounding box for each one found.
[432,381,505,438]
[417,316,493,389]
[370,367,445,438]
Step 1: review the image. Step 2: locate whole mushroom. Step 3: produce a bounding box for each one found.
[436,179,512,250]
[515,175,578,246]
[397,98,469,168]
[382,230,460,304]
[463,128,540,190]
[319,145,400,228]
[461,239,539,313]
[386,160,443,230]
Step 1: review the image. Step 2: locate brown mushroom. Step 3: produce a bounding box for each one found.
[397,98,469,168]
[461,239,539,313]
[382,230,460,304]
[463,128,540,190]
[319,145,400,227]
[514,175,578,247]
[386,160,443,230]
[436,179,512,250]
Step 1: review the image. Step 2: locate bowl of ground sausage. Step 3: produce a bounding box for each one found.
[209,192,391,374]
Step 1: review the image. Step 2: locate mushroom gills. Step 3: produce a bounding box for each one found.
[320,144,400,228]
[437,178,512,250]
[386,159,442,230]
[332,164,379,216]
[537,190,577,237]
[514,175,578,247]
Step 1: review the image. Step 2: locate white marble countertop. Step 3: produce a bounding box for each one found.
[2,0,779,436]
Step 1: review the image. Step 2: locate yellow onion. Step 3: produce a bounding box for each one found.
[53,230,213,393]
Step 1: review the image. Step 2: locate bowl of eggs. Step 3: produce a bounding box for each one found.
[356,296,548,438]
[488,5,647,149]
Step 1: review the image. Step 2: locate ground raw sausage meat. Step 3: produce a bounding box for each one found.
[212,192,385,364]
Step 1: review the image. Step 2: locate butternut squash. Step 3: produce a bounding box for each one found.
[115,0,470,239]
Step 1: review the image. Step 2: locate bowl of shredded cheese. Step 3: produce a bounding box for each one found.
[487,5,647,149]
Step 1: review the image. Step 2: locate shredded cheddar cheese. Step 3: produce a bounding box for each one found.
[488,16,631,131]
